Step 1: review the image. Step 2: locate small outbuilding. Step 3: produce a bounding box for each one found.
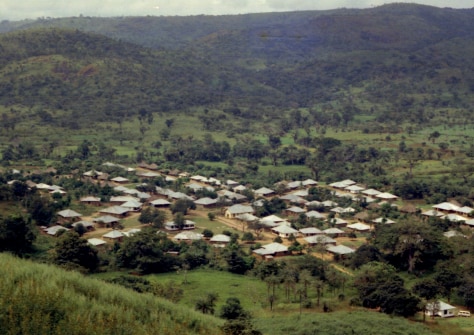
[425,301,456,318]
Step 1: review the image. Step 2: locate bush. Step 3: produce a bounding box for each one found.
[202,229,214,238]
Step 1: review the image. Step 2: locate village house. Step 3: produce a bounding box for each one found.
[235,213,259,223]
[299,227,323,237]
[111,176,129,184]
[136,192,151,201]
[326,244,355,258]
[347,222,371,232]
[280,194,307,205]
[302,179,318,187]
[225,204,254,219]
[372,217,396,225]
[217,190,247,202]
[306,210,325,220]
[290,189,309,198]
[421,209,444,218]
[164,220,196,231]
[304,235,336,246]
[254,187,275,197]
[194,197,218,209]
[110,195,140,205]
[432,202,460,213]
[103,230,125,242]
[441,214,467,223]
[93,215,121,228]
[271,224,299,238]
[286,180,302,190]
[150,199,171,208]
[80,196,101,206]
[285,206,306,216]
[120,199,143,212]
[87,238,107,247]
[44,225,69,236]
[328,217,348,227]
[57,209,82,224]
[361,188,381,197]
[329,179,356,189]
[209,234,231,247]
[123,228,141,237]
[173,231,203,242]
[83,170,104,180]
[99,206,130,218]
[72,220,95,231]
[375,192,399,202]
[259,214,285,228]
[136,171,160,178]
[323,228,345,237]
[253,242,289,259]
[344,184,366,194]
[226,179,240,188]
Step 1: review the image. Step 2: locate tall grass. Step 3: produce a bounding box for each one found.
[253,311,437,335]
[0,253,223,335]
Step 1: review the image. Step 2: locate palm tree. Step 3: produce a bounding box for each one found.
[195,292,218,315]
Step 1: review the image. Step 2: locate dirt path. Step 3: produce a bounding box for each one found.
[331,263,354,276]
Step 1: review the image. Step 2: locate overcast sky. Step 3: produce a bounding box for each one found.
[1,1,472,21]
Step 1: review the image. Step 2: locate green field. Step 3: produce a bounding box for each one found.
[92,267,474,335]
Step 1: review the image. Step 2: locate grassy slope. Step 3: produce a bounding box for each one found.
[94,268,472,335]
[253,311,437,335]
[0,253,223,335]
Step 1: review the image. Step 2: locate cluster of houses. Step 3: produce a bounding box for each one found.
[426,202,474,225]
[10,162,472,260]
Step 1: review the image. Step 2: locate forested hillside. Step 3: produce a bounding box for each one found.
[0,3,474,185]
[0,3,473,122]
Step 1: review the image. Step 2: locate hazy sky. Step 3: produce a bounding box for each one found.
[1,1,472,21]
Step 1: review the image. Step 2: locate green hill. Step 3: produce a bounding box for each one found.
[0,253,223,335]
[0,4,472,120]
[0,4,473,181]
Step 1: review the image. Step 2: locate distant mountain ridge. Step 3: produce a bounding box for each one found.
[0,3,472,124]
[1,4,473,52]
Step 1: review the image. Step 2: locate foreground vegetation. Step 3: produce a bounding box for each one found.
[0,253,223,335]
[253,311,436,335]
[7,251,462,335]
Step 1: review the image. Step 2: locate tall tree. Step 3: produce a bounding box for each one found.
[353,262,420,317]
[53,231,98,272]
[373,220,446,273]
[0,214,36,255]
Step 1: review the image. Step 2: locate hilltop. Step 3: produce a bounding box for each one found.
[1,3,473,52]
